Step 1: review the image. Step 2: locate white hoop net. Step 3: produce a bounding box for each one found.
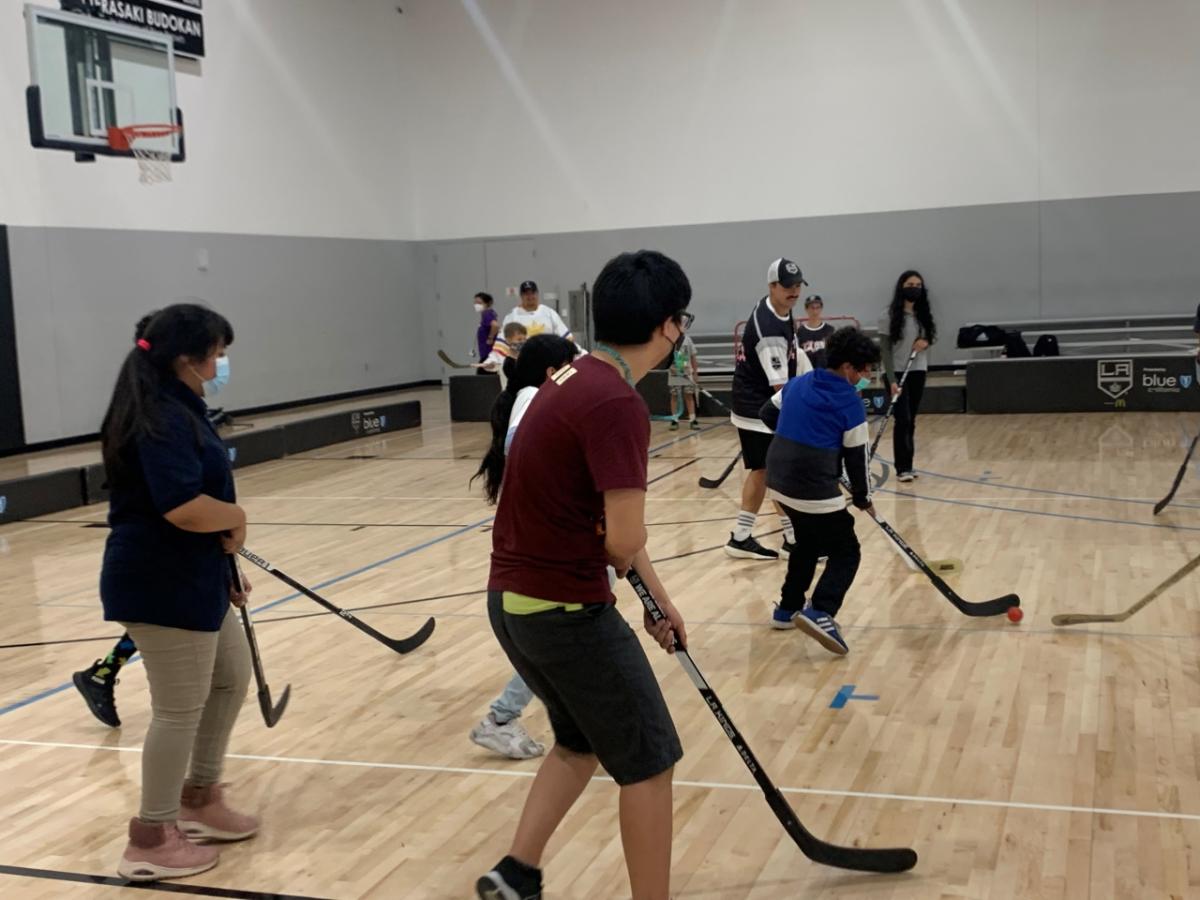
[129,141,173,184]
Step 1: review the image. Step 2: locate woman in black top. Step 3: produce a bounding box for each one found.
[879,270,937,481]
[99,304,257,882]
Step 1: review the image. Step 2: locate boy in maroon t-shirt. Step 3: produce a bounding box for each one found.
[477,251,692,900]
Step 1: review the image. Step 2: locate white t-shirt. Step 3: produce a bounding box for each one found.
[504,386,539,454]
[502,304,573,340]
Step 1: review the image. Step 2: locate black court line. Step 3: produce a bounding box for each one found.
[286,455,478,462]
[649,528,785,565]
[0,863,332,898]
[30,519,472,530]
[255,589,484,625]
[0,634,122,650]
[646,458,698,486]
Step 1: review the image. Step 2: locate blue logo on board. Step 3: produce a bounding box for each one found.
[1182,375,1194,389]
[228,447,237,462]
[0,496,6,515]
[873,396,884,408]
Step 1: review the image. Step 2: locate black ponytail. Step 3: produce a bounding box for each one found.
[472,334,576,504]
[101,303,234,488]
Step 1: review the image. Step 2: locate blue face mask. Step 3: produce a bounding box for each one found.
[854,376,871,392]
[206,356,230,395]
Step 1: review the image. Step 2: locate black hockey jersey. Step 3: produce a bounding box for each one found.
[731,296,812,432]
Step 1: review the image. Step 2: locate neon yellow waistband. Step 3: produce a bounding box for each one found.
[502,591,585,615]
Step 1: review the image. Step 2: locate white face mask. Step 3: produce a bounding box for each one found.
[474,303,485,313]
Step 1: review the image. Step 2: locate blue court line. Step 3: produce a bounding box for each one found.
[0,517,492,717]
[1,420,724,718]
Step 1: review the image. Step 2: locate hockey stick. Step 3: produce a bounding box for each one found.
[869,350,918,461]
[1051,553,1200,626]
[1154,394,1200,516]
[626,570,917,873]
[861,508,1019,617]
[699,452,742,489]
[238,548,436,654]
[437,349,472,369]
[229,557,290,727]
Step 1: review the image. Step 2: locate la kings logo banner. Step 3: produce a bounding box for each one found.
[1097,359,1133,401]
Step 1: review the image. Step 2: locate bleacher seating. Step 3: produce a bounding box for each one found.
[953,313,1194,364]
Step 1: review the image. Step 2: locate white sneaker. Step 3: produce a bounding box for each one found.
[897,471,915,483]
[470,713,546,760]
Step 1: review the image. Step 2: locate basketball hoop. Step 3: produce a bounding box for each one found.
[108,124,181,185]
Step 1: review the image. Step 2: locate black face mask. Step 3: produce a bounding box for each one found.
[901,286,924,302]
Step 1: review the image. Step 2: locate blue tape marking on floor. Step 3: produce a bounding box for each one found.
[829,684,879,709]
[0,519,492,717]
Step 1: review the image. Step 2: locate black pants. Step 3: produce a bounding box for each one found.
[885,370,926,474]
[779,507,861,617]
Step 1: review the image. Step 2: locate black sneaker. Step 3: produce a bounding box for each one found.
[690,418,701,431]
[476,856,542,900]
[725,533,779,561]
[73,663,120,728]
[780,540,796,560]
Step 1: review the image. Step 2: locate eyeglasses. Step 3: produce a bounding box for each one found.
[676,312,695,333]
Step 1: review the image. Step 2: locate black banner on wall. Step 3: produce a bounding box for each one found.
[61,0,206,58]
[0,226,26,453]
[968,355,1200,414]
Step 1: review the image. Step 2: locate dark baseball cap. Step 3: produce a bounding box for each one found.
[519,280,538,294]
[767,258,807,288]
[804,294,823,307]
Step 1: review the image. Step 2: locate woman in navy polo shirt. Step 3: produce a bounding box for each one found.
[99,304,256,882]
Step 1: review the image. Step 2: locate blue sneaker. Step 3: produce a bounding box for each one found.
[795,608,849,655]
[771,605,800,630]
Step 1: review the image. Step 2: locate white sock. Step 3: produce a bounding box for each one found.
[779,515,795,544]
[733,511,756,541]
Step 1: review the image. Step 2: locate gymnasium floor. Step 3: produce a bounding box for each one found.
[1,389,1199,899]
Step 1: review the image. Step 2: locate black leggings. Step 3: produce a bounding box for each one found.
[885,370,926,474]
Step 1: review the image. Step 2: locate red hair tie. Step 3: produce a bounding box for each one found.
[136,338,151,351]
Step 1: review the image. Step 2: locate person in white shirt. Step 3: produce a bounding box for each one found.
[468,334,581,760]
[502,281,574,343]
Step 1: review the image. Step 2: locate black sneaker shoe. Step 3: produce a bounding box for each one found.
[690,418,701,431]
[780,540,796,560]
[725,533,780,561]
[476,856,542,900]
[73,663,120,728]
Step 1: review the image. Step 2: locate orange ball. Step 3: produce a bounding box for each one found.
[1006,606,1024,624]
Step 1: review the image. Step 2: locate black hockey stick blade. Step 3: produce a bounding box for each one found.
[1154,430,1200,515]
[436,349,472,369]
[238,548,435,655]
[626,569,918,874]
[866,510,1019,617]
[257,682,291,728]
[699,452,741,489]
[230,557,291,728]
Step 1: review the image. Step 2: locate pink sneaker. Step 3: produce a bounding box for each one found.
[117,818,219,882]
[179,783,259,842]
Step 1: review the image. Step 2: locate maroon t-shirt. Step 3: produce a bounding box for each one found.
[489,353,650,604]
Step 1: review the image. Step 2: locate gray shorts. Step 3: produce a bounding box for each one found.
[487,591,682,785]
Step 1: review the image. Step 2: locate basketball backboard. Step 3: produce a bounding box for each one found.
[25,4,184,162]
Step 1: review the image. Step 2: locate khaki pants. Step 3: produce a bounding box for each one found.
[121,607,251,823]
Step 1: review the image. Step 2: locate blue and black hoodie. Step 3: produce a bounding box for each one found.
[759,369,871,513]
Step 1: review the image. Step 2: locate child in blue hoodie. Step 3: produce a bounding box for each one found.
[759,327,881,655]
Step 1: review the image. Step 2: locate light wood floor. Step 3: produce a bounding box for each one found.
[2,394,1200,899]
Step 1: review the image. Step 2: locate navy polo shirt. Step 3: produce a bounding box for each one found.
[100,378,236,631]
